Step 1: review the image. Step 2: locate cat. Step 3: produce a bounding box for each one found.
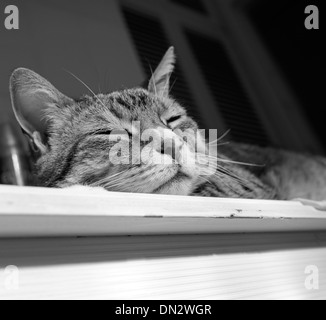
[9,47,326,210]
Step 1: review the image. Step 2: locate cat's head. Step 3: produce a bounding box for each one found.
[9,47,210,195]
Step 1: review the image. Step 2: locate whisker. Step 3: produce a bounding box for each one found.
[197,160,254,189]
[168,77,178,95]
[208,142,231,148]
[214,171,248,194]
[64,69,107,110]
[90,169,130,187]
[105,68,110,93]
[207,129,231,145]
[199,176,213,186]
[148,62,158,97]
[162,73,172,97]
[196,153,263,168]
[208,140,230,146]
[208,168,251,192]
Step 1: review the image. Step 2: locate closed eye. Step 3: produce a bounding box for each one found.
[93,129,132,137]
[93,130,113,136]
[167,115,182,124]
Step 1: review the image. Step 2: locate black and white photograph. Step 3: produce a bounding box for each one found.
[0,0,325,302]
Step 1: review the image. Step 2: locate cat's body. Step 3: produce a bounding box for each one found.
[9,47,326,209]
[199,143,326,201]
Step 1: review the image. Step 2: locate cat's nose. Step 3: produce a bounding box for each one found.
[159,138,183,161]
[155,127,183,161]
[161,142,180,160]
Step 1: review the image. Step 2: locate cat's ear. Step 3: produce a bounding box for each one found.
[148,47,176,97]
[10,68,73,154]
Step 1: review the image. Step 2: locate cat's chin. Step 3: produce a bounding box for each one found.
[152,172,195,196]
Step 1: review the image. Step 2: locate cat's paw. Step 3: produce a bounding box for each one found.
[295,198,326,211]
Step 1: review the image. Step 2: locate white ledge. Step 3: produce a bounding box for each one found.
[0,185,325,237]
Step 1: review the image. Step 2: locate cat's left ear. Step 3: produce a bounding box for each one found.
[148,47,176,97]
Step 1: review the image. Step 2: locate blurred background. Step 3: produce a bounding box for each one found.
[0,0,324,185]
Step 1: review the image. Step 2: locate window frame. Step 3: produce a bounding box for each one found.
[1,185,325,238]
[119,0,323,153]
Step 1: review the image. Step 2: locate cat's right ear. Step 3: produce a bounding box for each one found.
[148,47,176,97]
[9,68,73,154]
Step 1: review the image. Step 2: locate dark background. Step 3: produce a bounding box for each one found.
[248,0,324,145]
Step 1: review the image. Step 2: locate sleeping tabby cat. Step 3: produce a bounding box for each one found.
[9,47,326,210]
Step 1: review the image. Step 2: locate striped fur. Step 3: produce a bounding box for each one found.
[9,48,326,201]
